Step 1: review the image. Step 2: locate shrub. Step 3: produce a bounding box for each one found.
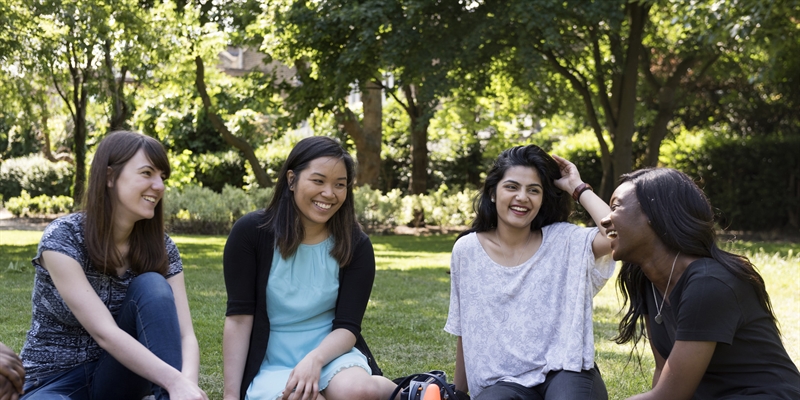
[164,185,273,235]
[661,131,800,231]
[0,154,73,199]
[195,151,246,192]
[397,185,479,230]
[5,190,74,217]
[353,185,404,229]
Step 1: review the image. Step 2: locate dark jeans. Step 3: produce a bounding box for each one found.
[22,272,183,400]
[474,366,607,400]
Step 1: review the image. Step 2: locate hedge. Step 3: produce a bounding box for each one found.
[0,154,73,199]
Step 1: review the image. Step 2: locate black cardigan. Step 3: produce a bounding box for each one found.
[223,210,382,399]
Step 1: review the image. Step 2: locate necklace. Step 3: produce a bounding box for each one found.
[495,230,533,266]
[651,251,680,324]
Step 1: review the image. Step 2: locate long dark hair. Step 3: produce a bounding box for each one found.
[84,131,171,276]
[614,168,777,346]
[262,136,360,266]
[459,144,571,240]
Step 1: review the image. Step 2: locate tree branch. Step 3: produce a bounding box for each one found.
[194,55,272,187]
[590,27,616,128]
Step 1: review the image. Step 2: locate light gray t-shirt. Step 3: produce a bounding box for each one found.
[444,222,615,398]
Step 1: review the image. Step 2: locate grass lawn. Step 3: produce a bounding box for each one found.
[1,230,798,399]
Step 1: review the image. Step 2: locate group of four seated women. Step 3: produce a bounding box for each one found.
[4,131,798,400]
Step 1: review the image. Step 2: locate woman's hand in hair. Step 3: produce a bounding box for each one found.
[551,155,585,194]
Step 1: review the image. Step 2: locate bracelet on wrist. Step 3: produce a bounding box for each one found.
[572,182,593,205]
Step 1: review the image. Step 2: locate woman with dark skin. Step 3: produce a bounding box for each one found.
[602,168,800,400]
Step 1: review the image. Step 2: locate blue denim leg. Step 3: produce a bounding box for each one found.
[89,272,183,400]
[21,362,95,400]
[537,366,607,400]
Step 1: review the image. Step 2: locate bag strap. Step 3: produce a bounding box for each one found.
[388,372,458,400]
[416,372,458,400]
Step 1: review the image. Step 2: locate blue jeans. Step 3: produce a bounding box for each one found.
[22,272,183,400]
[474,366,607,400]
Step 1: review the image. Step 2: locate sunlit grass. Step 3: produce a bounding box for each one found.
[1,231,797,399]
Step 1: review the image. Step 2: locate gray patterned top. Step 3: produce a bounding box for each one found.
[444,223,615,398]
[20,212,183,381]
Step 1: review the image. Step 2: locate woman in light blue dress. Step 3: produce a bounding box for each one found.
[222,136,397,400]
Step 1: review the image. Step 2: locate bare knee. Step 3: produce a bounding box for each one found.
[324,370,397,400]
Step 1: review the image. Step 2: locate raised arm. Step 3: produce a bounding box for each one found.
[41,251,207,400]
[551,154,612,258]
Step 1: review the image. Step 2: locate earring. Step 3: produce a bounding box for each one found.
[290,185,294,190]
[491,197,495,203]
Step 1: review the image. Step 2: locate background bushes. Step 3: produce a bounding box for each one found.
[661,132,800,231]
[4,191,73,217]
[164,185,273,235]
[3,131,797,234]
[0,154,73,199]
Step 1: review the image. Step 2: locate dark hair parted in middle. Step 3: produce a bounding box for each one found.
[613,168,776,345]
[262,136,360,267]
[462,144,571,239]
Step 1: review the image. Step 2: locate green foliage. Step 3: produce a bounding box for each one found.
[550,129,605,191]
[195,151,246,192]
[0,123,40,159]
[164,185,274,235]
[4,190,74,217]
[166,150,197,190]
[661,131,800,231]
[353,185,404,229]
[0,154,73,199]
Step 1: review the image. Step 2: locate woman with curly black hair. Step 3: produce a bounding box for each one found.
[445,144,614,400]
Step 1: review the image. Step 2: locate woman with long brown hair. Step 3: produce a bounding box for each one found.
[20,131,206,400]
[604,168,800,399]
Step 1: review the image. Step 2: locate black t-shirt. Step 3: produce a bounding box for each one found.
[646,258,800,399]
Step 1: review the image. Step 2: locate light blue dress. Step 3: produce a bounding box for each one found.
[245,238,371,400]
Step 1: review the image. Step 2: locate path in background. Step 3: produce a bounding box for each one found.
[0,208,51,231]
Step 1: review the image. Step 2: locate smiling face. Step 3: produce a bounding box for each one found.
[602,182,654,262]
[109,148,166,228]
[288,156,348,233]
[493,165,544,231]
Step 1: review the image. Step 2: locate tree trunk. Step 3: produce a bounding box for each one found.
[336,80,382,188]
[194,56,272,188]
[358,80,382,187]
[611,2,648,185]
[104,39,129,132]
[37,100,73,164]
[642,54,709,166]
[403,84,430,195]
[73,84,88,205]
[645,91,677,167]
